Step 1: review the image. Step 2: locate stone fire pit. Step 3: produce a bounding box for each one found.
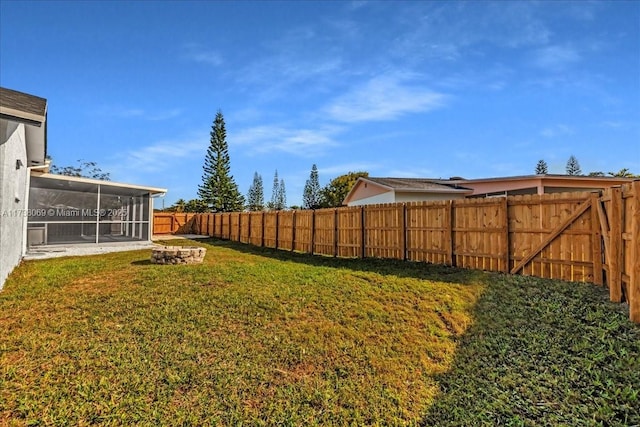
[151,246,206,265]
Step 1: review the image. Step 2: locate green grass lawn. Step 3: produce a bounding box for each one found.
[1,239,638,426]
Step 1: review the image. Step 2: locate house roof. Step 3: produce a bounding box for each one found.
[365,177,472,192]
[0,87,48,126]
[439,174,634,185]
[343,174,635,205]
[342,177,473,205]
[32,172,167,196]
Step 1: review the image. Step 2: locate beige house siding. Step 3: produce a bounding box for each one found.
[454,176,632,197]
[346,192,395,206]
[395,192,466,203]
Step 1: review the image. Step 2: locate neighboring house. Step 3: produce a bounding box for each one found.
[0,87,166,290]
[0,87,48,288]
[343,177,473,206]
[343,175,635,206]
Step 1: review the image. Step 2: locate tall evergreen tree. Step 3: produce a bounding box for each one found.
[303,164,321,209]
[278,179,287,210]
[565,155,582,176]
[197,110,244,212]
[246,172,264,211]
[268,170,281,210]
[535,160,548,175]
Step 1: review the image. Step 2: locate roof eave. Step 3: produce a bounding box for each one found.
[34,172,168,194]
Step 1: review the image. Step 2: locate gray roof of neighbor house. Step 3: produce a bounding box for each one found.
[0,87,48,125]
[365,177,472,192]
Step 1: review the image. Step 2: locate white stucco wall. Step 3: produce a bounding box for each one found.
[395,192,467,202]
[346,191,395,206]
[0,121,28,289]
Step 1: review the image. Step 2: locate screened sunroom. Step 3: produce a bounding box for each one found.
[27,173,166,246]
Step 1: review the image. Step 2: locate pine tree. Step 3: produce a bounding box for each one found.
[268,170,280,210]
[278,179,287,210]
[197,110,244,212]
[535,160,548,175]
[566,155,582,176]
[246,172,264,211]
[303,164,321,209]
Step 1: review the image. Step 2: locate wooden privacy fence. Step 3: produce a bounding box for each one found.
[157,182,640,323]
[153,213,197,235]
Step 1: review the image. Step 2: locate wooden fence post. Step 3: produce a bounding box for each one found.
[291,210,296,252]
[502,197,510,273]
[629,181,640,323]
[310,210,316,254]
[275,211,280,249]
[334,208,338,257]
[260,212,265,247]
[247,213,252,244]
[401,204,407,261]
[360,206,366,259]
[609,187,623,302]
[447,200,455,267]
[590,192,603,286]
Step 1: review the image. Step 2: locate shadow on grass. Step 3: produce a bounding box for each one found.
[187,237,489,286]
[419,274,640,426]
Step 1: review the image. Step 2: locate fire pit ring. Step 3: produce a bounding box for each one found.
[151,246,207,265]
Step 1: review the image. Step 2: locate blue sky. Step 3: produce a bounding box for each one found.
[1,1,638,207]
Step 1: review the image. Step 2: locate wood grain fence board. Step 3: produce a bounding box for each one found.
[313,209,336,256]
[511,196,591,276]
[229,213,239,241]
[294,210,313,253]
[152,214,173,235]
[238,212,248,243]
[628,181,640,323]
[623,186,634,302]
[608,187,623,302]
[452,198,504,271]
[364,204,403,259]
[337,207,362,258]
[589,194,602,284]
[249,212,264,246]
[277,211,294,250]
[407,202,451,265]
[263,212,278,248]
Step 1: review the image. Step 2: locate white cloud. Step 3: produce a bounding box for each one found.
[107,133,207,175]
[540,124,574,138]
[532,45,581,70]
[94,106,182,121]
[183,43,223,66]
[325,75,447,123]
[233,125,342,157]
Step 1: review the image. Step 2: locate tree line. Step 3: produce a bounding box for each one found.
[48,111,636,213]
[535,156,638,178]
[163,110,369,213]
